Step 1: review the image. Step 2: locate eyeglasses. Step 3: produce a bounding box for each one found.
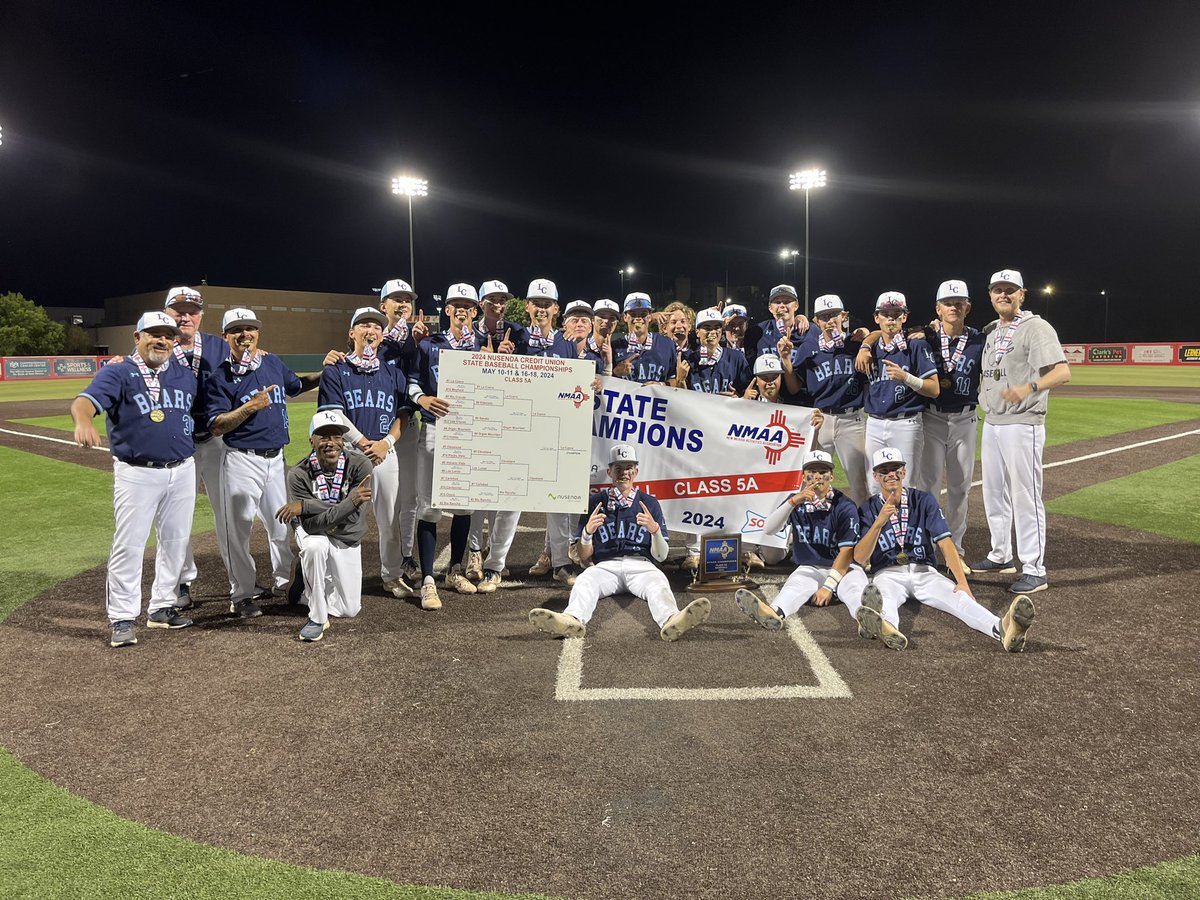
[989,286,1021,296]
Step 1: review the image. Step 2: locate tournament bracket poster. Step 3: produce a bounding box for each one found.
[433,350,595,514]
[590,378,815,549]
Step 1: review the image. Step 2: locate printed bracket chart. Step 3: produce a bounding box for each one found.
[433,350,596,514]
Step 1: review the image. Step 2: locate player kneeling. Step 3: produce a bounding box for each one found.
[529,444,710,642]
[275,412,374,642]
[734,450,871,634]
[840,448,1035,652]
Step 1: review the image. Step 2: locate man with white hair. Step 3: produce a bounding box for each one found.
[974,268,1071,595]
[528,444,710,642]
[275,412,375,642]
[839,448,1036,652]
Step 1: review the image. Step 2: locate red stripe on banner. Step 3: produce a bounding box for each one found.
[628,470,804,500]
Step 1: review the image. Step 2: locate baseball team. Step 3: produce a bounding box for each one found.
[71,267,1066,653]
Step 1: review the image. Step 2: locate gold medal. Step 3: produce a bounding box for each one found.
[896,551,909,565]
[939,375,952,392]
[994,369,1002,382]
[150,409,165,422]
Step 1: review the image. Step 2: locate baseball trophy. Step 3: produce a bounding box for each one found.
[687,533,758,594]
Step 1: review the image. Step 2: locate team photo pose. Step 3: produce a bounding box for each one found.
[528,444,711,642]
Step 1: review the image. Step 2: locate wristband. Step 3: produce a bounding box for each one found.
[824,569,844,586]
[903,372,924,391]
[788,494,801,507]
[384,435,396,448]
[1029,381,1040,393]
[579,531,593,545]
[822,576,840,593]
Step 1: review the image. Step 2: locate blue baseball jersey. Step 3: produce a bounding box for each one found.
[379,326,422,373]
[410,335,477,428]
[615,333,677,384]
[542,332,606,375]
[748,318,809,362]
[170,331,228,441]
[581,488,669,563]
[474,319,530,356]
[796,338,867,411]
[203,354,304,450]
[918,326,984,412]
[317,358,409,441]
[80,358,198,463]
[785,490,861,567]
[865,338,937,417]
[859,487,951,569]
[685,347,751,395]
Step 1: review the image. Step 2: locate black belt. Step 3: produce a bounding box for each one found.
[120,458,187,469]
[822,406,862,416]
[230,447,282,458]
[935,405,976,415]
[867,411,920,420]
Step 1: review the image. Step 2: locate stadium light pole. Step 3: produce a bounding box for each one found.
[1101,290,1108,342]
[391,175,429,288]
[779,248,799,283]
[1042,284,1054,321]
[789,167,827,318]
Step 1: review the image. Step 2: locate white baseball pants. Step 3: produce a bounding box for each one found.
[565,557,680,628]
[774,564,868,619]
[180,437,230,589]
[981,421,1048,577]
[916,408,978,556]
[295,525,362,623]
[838,564,999,637]
[816,410,869,504]
[222,450,293,601]
[395,423,418,558]
[106,458,196,623]
[469,509,521,573]
[359,446,404,582]
[865,415,924,495]
[547,513,575,568]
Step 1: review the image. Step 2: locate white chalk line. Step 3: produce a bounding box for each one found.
[0,427,109,450]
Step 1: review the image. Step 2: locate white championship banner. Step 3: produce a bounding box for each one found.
[433,350,595,513]
[590,378,816,548]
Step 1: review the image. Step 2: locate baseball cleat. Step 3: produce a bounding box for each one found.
[476,570,501,593]
[680,553,700,572]
[567,540,583,567]
[299,619,329,642]
[109,620,137,648]
[174,583,194,610]
[529,552,553,577]
[878,616,908,650]
[741,550,766,570]
[420,583,442,611]
[734,588,783,631]
[1001,594,1037,652]
[1010,574,1048,594]
[384,577,414,599]
[444,565,478,595]
[399,558,421,584]
[856,605,883,642]
[230,598,263,619]
[529,608,585,638]
[660,598,711,642]
[147,607,193,629]
[553,565,580,587]
[464,549,484,582]
[855,584,906,649]
[971,557,1017,575]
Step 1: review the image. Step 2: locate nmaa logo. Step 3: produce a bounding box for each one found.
[558,385,591,408]
[726,409,805,464]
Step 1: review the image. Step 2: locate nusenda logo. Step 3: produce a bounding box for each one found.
[725,408,805,465]
[558,385,591,408]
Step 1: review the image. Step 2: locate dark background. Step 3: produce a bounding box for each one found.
[3,1,1199,342]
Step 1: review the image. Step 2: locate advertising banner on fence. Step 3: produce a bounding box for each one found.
[590,378,815,548]
[1180,345,1200,364]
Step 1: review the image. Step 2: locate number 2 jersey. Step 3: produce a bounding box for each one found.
[580,488,669,563]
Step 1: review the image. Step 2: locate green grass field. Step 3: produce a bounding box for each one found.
[1,372,1198,899]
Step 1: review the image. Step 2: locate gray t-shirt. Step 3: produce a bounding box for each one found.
[980,313,1066,425]
[286,451,374,545]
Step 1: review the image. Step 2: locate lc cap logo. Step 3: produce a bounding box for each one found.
[872,447,906,469]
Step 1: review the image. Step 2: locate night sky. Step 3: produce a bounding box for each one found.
[3,1,1200,342]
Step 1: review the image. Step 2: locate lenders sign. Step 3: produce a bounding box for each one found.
[591,378,815,547]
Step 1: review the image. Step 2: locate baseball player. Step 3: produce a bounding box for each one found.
[71,311,199,647]
[407,282,484,607]
[910,280,984,569]
[465,279,532,590]
[160,286,234,607]
[588,299,621,376]
[662,301,697,354]
[793,294,870,503]
[734,450,871,631]
[524,276,561,356]
[614,293,677,385]
[975,268,1072,594]
[203,308,319,618]
[317,307,412,597]
[528,444,711,642]
[275,412,375,642]
[677,307,752,395]
[722,304,750,351]
[859,292,939,493]
[745,284,810,363]
[839,448,1035,652]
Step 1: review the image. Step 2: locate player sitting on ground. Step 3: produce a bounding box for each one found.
[275,412,375,642]
[734,450,871,632]
[839,447,1036,652]
[528,443,711,642]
